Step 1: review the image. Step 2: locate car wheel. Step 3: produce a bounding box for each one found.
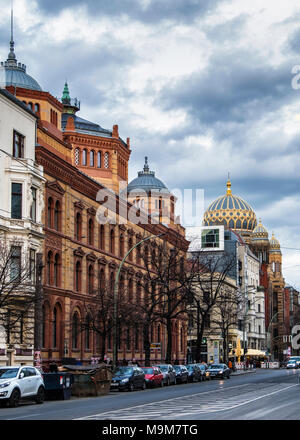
[35,386,45,404]
[174,378,177,385]
[141,381,146,390]
[160,379,164,387]
[167,378,170,386]
[227,374,230,379]
[9,389,20,408]
[128,382,134,392]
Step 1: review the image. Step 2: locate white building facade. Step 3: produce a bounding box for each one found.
[0,88,44,366]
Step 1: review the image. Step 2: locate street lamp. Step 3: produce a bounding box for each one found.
[112,232,165,370]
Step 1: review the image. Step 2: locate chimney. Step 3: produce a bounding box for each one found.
[112,124,119,138]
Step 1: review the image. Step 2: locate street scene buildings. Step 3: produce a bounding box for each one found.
[0,8,300,372]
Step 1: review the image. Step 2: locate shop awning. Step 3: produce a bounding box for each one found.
[241,349,268,356]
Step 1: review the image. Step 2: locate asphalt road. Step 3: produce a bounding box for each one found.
[0,369,299,420]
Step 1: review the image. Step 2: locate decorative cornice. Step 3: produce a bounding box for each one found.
[74,201,85,211]
[86,252,97,262]
[98,257,108,266]
[108,261,118,270]
[46,180,65,195]
[73,247,85,258]
[87,207,96,216]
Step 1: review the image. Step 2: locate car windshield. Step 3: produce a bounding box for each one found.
[142,368,154,374]
[209,364,223,369]
[114,367,133,376]
[186,365,194,370]
[174,366,181,371]
[0,368,19,378]
[157,366,167,371]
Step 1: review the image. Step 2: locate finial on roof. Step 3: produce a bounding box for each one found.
[7,2,17,64]
[61,81,71,104]
[144,156,149,173]
[226,176,232,195]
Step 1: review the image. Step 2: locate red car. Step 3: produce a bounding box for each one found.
[141,367,164,388]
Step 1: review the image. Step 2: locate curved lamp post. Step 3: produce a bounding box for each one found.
[112,232,165,370]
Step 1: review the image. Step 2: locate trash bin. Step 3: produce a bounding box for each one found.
[60,364,112,397]
[43,372,74,401]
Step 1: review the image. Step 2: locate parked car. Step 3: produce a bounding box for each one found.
[141,367,164,388]
[286,360,298,369]
[155,365,177,385]
[186,364,202,382]
[196,364,210,381]
[173,365,189,384]
[0,366,45,407]
[110,366,145,391]
[208,363,231,379]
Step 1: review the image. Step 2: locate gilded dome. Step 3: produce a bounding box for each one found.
[252,219,268,239]
[203,179,257,232]
[270,233,281,253]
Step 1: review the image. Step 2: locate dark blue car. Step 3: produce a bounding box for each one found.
[110,366,146,392]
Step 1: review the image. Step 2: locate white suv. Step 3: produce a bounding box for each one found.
[0,366,45,407]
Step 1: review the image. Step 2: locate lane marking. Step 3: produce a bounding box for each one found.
[7,413,43,420]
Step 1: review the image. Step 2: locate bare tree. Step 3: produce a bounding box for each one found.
[186,251,237,363]
[0,239,36,348]
[209,284,241,364]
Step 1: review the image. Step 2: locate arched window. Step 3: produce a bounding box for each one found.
[47,198,53,228]
[104,152,109,169]
[180,327,184,352]
[54,201,60,231]
[144,246,149,267]
[136,281,142,304]
[75,261,81,292]
[52,307,57,348]
[157,325,161,343]
[236,220,242,229]
[90,150,94,167]
[34,103,40,114]
[54,253,60,287]
[128,238,133,261]
[242,220,247,229]
[42,304,50,349]
[107,319,112,350]
[75,148,80,165]
[97,151,101,168]
[119,234,124,258]
[47,251,53,285]
[135,323,139,351]
[128,278,133,301]
[110,229,115,254]
[88,265,94,294]
[85,314,91,349]
[82,149,87,166]
[28,102,33,110]
[229,220,234,229]
[88,218,94,245]
[99,225,105,250]
[99,268,105,292]
[72,312,79,349]
[110,272,115,293]
[75,213,82,241]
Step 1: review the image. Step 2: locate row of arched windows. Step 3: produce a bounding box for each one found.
[46,251,61,287]
[22,101,40,115]
[74,149,110,169]
[47,197,61,231]
[42,303,186,355]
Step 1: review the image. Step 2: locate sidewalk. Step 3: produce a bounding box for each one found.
[231,368,257,376]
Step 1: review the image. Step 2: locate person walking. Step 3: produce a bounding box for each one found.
[228,360,232,370]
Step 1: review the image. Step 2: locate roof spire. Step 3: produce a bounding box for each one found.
[7,1,17,64]
[226,174,232,195]
[62,81,71,104]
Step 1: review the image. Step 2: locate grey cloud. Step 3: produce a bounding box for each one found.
[36,0,224,24]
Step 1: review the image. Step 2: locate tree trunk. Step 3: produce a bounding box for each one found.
[143,323,151,366]
[166,319,172,363]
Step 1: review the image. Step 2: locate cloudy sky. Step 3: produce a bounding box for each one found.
[1,0,300,288]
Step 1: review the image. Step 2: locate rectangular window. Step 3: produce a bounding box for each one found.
[11,183,22,219]
[13,130,25,158]
[201,229,220,248]
[30,187,37,222]
[29,249,36,283]
[10,246,21,281]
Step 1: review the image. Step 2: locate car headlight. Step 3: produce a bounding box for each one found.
[0,382,11,388]
[219,370,223,374]
[121,378,129,383]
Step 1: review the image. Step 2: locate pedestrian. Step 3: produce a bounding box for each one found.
[228,360,232,370]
